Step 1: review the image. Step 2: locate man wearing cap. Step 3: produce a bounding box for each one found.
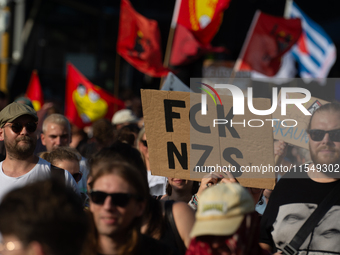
[0,102,79,201]
[112,109,139,130]
[260,103,340,254]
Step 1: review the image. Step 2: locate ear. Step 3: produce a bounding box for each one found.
[0,128,5,141]
[40,133,46,146]
[135,200,146,217]
[27,241,45,255]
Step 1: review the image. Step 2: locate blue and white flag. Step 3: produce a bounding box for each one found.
[290,2,336,83]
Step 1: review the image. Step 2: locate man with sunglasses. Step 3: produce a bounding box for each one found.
[260,103,340,254]
[0,102,79,201]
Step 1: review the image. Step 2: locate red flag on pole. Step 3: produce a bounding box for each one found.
[236,11,302,76]
[26,70,44,111]
[65,63,125,129]
[170,24,226,66]
[177,0,230,45]
[117,0,169,77]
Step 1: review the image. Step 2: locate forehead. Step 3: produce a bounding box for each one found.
[310,111,340,130]
[92,173,134,193]
[45,122,69,133]
[10,114,36,124]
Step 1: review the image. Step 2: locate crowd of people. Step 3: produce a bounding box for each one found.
[0,95,339,255]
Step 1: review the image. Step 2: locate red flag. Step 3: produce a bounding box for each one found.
[65,63,125,129]
[237,12,302,76]
[26,70,44,111]
[117,0,169,77]
[170,24,226,66]
[177,0,230,45]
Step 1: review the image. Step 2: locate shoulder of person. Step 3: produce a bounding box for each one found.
[171,201,195,247]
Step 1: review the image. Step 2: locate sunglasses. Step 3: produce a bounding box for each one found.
[307,129,340,142]
[89,191,143,207]
[141,139,147,147]
[72,172,83,183]
[4,122,37,134]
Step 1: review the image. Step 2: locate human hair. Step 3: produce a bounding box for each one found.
[88,143,164,239]
[136,127,146,163]
[88,161,148,255]
[307,102,340,131]
[40,146,80,166]
[0,179,88,255]
[42,113,71,134]
[89,141,147,183]
[166,180,200,196]
[92,119,115,147]
[116,124,140,146]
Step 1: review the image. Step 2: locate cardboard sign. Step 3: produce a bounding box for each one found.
[272,92,329,149]
[141,89,276,189]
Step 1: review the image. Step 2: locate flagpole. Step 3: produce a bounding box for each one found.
[159,0,182,89]
[230,10,261,82]
[284,0,293,19]
[114,53,120,113]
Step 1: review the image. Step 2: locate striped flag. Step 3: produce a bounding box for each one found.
[290,3,336,82]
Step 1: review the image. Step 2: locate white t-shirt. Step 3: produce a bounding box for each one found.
[0,158,79,202]
[77,157,89,194]
[147,170,167,196]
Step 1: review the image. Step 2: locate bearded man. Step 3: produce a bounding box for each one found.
[0,102,78,201]
[260,103,340,255]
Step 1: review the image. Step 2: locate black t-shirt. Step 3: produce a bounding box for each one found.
[260,168,340,254]
[98,234,176,255]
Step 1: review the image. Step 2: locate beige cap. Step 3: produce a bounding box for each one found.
[190,183,254,238]
[111,109,138,125]
[0,102,38,127]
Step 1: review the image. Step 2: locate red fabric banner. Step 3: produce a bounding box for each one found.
[26,70,44,111]
[177,0,230,45]
[117,0,169,77]
[65,63,125,129]
[170,24,226,66]
[238,12,302,76]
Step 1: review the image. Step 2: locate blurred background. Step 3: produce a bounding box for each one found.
[0,0,339,106]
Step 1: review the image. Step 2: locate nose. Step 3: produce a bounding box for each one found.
[20,125,29,135]
[103,195,116,211]
[322,132,333,144]
[55,136,62,146]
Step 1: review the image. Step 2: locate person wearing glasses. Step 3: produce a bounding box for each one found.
[88,161,174,255]
[0,102,79,202]
[260,103,340,254]
[41,113,89,194]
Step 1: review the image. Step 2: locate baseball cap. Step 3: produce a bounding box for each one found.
[190,183,254,238]
[111,109,138,125]
[0,102,38,127]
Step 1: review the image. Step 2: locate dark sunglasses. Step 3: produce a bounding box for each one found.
[72,172,83,182]
[141,139,147,147]
[307,129,340,142]
[4,122,37,134]
[89,191,143,207]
